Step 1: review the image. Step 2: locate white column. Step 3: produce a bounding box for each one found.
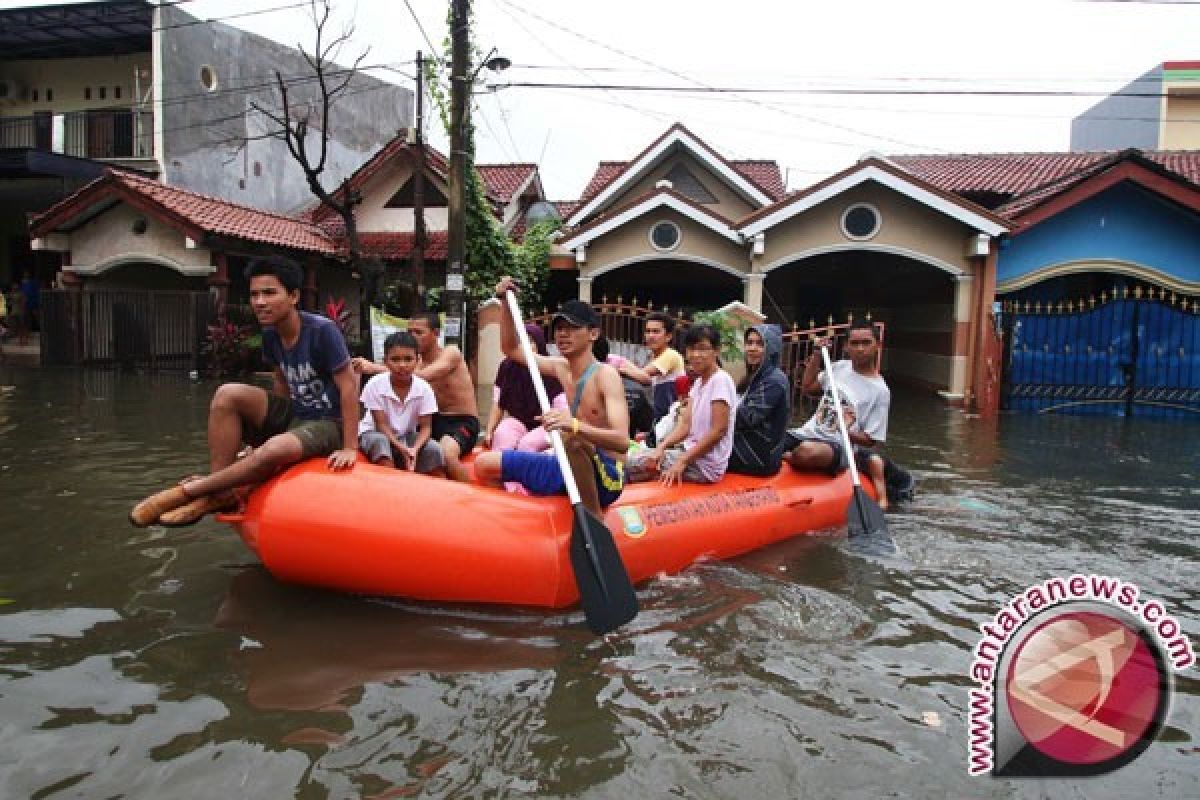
[577,275,593,303]
[743,272,765,314]
[151,4,166,173]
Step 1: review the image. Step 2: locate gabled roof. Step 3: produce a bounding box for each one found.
[738,157,1010,237]
[567,123,784,227]
[576,160,787,212]
[996,150,1200,232]
[476,163,540,205]
[889,151,1200,209]
[306,131,530,222]
[307,133,453,223]
[553,200,580,220]
[31,170,338,255]
[561,187,741,251]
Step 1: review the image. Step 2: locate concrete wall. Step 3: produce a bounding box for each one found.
[1070,67,1162,151]
[757,182,976,275]
[1163,94,1200,149]
[68,204,212,277]
[355,158,451,232]
[0,54,152,116]
[157,6,411,214]
[581,208,747,278]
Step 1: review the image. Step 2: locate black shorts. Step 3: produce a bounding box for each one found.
[432,413,480,454]
[784,432,877,477]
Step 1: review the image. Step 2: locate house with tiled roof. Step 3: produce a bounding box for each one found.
[891,147,1200,416]
[26,129,551,365]
[556,122,1199,414]
[1,0,410,292]
[556,123,1007,406]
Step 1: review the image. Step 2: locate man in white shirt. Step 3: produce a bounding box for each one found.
[784,322,891,507]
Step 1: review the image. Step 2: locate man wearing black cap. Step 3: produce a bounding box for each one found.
[474,278,630,515]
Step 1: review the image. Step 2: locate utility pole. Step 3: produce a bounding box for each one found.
[444,0,470,348]
[411,50,426,313]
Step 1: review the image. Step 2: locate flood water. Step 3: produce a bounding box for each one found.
[1,366,1197,799]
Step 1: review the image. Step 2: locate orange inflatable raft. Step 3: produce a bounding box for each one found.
[219,459,869,608]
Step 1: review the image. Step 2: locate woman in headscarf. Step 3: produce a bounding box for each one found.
[728,324,791,476]
[484,323,566,453]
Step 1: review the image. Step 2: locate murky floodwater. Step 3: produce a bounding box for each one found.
[1,366,1197,798]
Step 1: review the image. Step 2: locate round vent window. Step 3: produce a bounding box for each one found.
[841,203,881,241]
[649,220,681,252]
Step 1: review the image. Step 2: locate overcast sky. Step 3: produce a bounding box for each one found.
[7,0,1200,199]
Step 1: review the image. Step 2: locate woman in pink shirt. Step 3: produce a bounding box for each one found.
[627,324,738,486]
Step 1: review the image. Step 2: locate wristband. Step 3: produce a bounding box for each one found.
[571,417,580,435]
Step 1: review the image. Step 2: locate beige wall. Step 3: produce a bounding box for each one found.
[0,55,152,116]
[615,152,758,222]
[1162,94,1200,149]
[757,183,976,275]
[67,204,212,276]
[581,208,748,279]
[355,159,451,232]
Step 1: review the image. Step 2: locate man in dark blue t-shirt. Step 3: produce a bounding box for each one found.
[131,256,360,527]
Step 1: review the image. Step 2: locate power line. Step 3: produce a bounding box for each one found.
[156,76,398,138]
[487,0,692,152]
[501,65,1177,84]
[492,94,524,161]
[401,0,445,70]
[152,1,311,32]
[4,0,313,60]
[494,0,943,153]
[489,81,1184,99]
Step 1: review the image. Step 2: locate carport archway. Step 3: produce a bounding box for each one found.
[590,256,743,315]
[763,248,964,392]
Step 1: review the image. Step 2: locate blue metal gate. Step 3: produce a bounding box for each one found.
[1002,285,1200,418]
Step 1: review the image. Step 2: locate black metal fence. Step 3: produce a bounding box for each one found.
[42,289,217,369]
[526,300,885,416]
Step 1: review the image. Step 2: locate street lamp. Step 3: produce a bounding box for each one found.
[445,0,510,351]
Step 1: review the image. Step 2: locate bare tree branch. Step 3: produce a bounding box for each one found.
[239,0,379,345]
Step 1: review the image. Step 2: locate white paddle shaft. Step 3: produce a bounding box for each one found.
[504,291,584,506]
[820,346,864,490]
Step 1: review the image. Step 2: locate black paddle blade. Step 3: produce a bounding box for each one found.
[569,503,638,635]
[846,485,889,539]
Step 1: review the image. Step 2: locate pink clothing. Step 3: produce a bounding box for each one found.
[685,368,738,482]
[492,416,550,452]
[490,391,566,494]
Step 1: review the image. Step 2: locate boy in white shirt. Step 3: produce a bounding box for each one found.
[359,331,444,475]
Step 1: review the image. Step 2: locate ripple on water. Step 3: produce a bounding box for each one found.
[2,372,1199,798]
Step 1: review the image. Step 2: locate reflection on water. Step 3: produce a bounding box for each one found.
[1,366,1197,798]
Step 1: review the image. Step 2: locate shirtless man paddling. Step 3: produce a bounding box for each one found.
[474,278,630,517]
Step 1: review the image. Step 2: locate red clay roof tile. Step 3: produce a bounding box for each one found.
[476,163,538,204]
[889,151,1200,205]
[32,170,339,255]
